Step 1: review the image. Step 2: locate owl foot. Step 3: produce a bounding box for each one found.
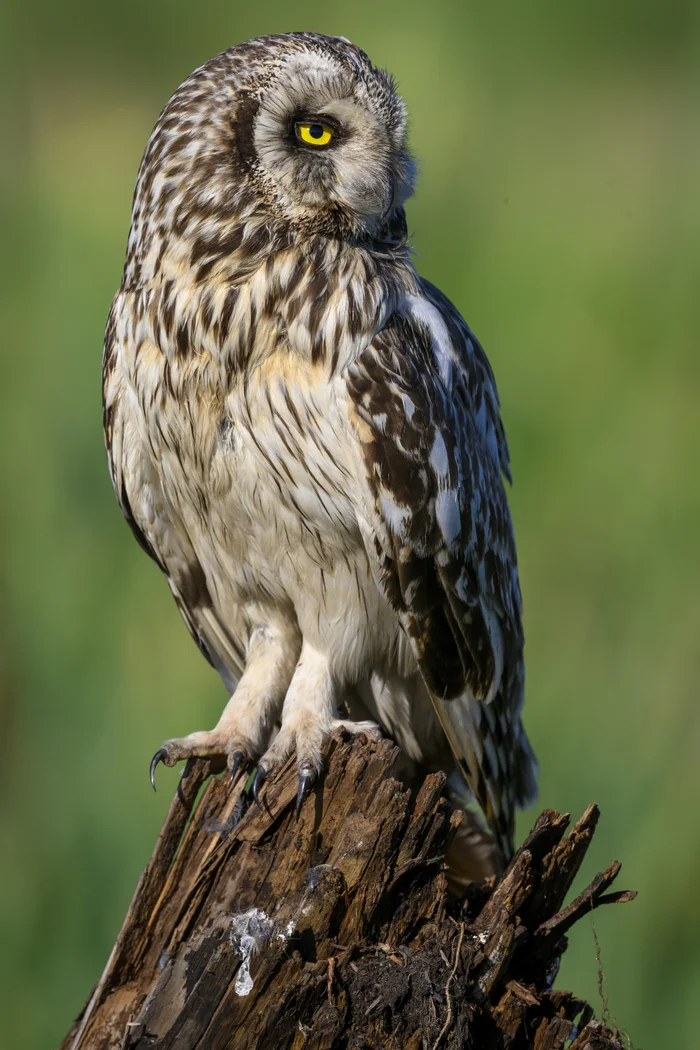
[296,770,315,818]
[227,750,246,790]
[148,623,303,790]
[148,734,255,792]
[254,717,382,816]
[251,765,267,807]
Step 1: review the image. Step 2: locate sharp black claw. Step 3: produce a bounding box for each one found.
[252,766,267,807]
[149,748,167,792]
[296,771,315,820]
[227,751,245,791]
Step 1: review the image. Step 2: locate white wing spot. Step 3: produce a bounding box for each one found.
[435,490,461,545]
[429,431,450,477]
[402,295,454,388]
[455,570,471,602]
[379,491,410,537]
[404,578,420,605]
[400,393,416,421]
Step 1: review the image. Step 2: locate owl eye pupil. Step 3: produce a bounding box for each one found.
[308,124,324,139]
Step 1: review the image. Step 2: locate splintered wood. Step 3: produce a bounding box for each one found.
[61,734,636,1050]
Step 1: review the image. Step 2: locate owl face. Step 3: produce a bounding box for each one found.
[128,34,416,283]
[245,39,416,235]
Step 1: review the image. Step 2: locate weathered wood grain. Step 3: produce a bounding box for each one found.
[61,732,636,1050]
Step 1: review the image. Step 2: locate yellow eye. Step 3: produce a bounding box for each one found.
[295,122,334,147]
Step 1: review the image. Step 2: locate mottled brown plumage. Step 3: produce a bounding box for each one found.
[103,31,536,872]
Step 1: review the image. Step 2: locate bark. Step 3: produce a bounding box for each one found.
[61,733,637,1050]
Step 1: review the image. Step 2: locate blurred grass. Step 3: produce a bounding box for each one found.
[2,1,699,1046]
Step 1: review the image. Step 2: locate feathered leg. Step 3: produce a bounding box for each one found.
[149,623,300,789]
[255,642,380,814]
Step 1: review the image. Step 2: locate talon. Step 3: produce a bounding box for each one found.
[227,751,245,791]
[149,748,167,792]
[252,766,267,808]
[296,770,316,820]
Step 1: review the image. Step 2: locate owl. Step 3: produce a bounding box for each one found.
[103,32,537,880]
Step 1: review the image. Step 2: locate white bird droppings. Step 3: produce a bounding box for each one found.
[230,908,277,997]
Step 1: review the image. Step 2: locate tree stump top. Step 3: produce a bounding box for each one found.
[62,734,636,1050]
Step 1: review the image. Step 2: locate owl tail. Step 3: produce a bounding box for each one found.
[513,724,538,811]
[432,691,538,865]
[444,807,502,892]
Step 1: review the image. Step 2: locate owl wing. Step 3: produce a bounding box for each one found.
[102,304,244,692]
[345,278,537,859]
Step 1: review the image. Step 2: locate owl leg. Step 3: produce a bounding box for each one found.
[149,624,300,790]
[254,643,380,815]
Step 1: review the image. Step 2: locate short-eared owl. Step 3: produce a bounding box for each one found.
[103,32,536,877]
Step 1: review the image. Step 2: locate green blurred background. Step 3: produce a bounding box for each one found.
[2,1,699,1046]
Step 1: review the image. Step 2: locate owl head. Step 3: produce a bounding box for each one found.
[127,33,416,284]
[243,33,415,234]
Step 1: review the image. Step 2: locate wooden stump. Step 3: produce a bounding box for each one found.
[61,733,636,1050]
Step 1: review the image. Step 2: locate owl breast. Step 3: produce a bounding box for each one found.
[211,350,364,577]
[114,312,411,688]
